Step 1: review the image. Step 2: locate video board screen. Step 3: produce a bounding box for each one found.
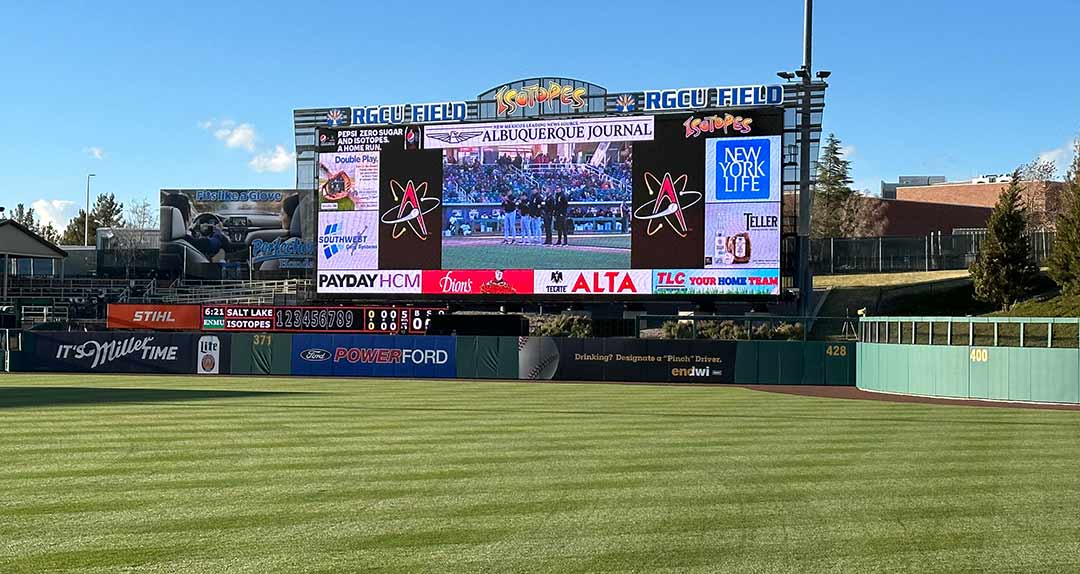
[315,108,783,298]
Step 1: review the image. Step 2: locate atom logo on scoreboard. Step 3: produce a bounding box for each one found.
[633,172,702,237]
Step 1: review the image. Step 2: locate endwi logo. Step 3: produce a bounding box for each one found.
[633,172,702,237]
[381,180,440,240]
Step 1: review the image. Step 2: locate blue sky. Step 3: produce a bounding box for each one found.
[1,0,1077,230]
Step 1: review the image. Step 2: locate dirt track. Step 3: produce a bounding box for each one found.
[742,385,1080,411]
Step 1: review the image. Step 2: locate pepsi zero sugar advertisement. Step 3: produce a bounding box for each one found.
[291,334,456,378]
[518,336,737,383]
[21,331,229,375]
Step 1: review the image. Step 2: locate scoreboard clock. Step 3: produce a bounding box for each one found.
[203,305,446,334]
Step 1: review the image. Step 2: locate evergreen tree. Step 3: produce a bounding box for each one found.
[61,210,93,246]
[39,222,61,245]
[1047,137,1080,294]
[970,168,1038,310]
[811,133,855,238]
[60,193,125,246]
[9,203,39,232]
[91,193,124,229]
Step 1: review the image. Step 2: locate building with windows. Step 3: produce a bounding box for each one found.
[880,176,946,199]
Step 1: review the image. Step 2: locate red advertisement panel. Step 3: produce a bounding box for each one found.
[421,269,534,295]
[107,304,202,331]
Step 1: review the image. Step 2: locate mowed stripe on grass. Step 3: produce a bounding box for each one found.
[1,375,1079,573]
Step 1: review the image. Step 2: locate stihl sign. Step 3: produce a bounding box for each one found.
[107,304,202,331]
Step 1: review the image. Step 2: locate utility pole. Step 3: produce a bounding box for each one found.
[797,0,814,317]
[84,173,96,246]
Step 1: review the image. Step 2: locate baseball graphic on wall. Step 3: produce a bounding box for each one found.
[518,337,560,380]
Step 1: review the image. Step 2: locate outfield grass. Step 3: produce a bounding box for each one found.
[2,375,1080,573]
[814,269,971,289]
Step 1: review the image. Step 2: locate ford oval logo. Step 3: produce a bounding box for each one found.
[300,348,331,362]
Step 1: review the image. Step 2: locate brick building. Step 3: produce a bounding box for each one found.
[783,195,992,237]
[895,179,1064,228]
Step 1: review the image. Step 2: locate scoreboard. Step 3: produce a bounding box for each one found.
[202,305,446,334]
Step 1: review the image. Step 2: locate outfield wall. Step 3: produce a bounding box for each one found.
[857,316,1080,404]
[8,331,855,386]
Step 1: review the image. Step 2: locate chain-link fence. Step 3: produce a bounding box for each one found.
[636,315,858,342]
[812,230,1054,275]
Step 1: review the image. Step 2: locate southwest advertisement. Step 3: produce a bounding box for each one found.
[159,189,313,280]
[314,108,784,298]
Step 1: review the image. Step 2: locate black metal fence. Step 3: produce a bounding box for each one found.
[811,230,1054,275]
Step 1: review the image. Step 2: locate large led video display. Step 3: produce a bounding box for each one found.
[315,109,783,298]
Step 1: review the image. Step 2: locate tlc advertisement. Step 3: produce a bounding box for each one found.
[290,334,456,378]
[159,189,313,280]
[652,269,780,296]
[21,331,228,375]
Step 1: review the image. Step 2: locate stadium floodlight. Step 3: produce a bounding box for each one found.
[795,68,810,80]
[776,71,796,81]
[816,70,832,80]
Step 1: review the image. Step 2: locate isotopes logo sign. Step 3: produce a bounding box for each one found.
[382,180,440,240]
[633,172,703,237]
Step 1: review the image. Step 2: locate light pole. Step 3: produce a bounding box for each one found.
[777,0,828,318]
[84,173,96,246]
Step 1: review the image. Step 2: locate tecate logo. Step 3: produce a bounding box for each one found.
[300,348,331,362]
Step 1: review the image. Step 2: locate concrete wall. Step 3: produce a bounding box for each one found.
[858,342,1080,404]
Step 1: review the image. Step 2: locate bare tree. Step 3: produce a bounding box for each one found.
[1022,157,1059,231]
[837,192,889,238]
[112,197,158,278]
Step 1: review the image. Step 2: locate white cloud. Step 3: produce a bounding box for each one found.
[83,146,105,160]
[31,199,78,230]
[201,119,257,152]
[839,145,857,160]
[248,145,295,173]
[215,123,257,152]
